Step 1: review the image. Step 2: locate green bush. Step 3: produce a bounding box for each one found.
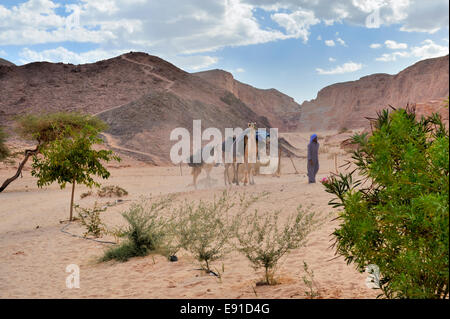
[323,106,449,298]
[97,185,128,198]
[75,203,107,238]
[175,191,237,273]
[302,261,320,299]
[235,206,316,285]
[102,196,173,262]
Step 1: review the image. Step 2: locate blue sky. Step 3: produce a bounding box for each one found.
[0,0,448,103]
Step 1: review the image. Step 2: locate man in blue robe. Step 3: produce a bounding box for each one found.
[307,134,319,183]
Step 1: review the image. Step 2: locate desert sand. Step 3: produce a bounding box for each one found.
[0,132,378,299]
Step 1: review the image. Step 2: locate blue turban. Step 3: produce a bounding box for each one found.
[310,134,317,142]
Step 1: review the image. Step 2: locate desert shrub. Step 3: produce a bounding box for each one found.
[75,204,106,238]
[339,127,349,134]
[80,191,93,199]
[302,261,320,299]
[98,185,128,198]
[175,191,244,273]
[323,107,449,299]
[102,196,173,262]
[102,241,138,262]
[235,206,316,285]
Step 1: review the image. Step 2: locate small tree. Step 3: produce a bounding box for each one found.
[323,106,449,298]
[235,206,316,285]
[0,112,107,192]
[31,126,120,221]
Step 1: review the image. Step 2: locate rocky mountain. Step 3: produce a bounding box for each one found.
[0,58,15,67]
[0,52,294,164]
[194,69,301,130]
[1,52,448,164]
[298,55,449,131]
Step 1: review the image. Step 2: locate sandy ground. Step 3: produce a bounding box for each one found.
[0,131,379,299]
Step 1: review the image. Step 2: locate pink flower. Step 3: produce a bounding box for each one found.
[321,177,329,184]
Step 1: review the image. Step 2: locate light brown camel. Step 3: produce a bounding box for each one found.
[227,122,259,186]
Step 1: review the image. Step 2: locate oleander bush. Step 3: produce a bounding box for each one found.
[322,105,449,298]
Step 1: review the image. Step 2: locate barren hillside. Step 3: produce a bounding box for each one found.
[0,58,15,67]
[194,69,301,130]
[1,53,448,164]
[298,55,449,131]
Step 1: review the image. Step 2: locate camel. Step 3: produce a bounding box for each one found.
[187,146,216,189]
[225,128,301,185]
[221,136,237,186]
[241,122,258,185]
[224,122,260,186]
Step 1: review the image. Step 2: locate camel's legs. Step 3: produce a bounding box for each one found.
[205,164,213,187]
[243,162,249,186]
[224,164,229,186]
[233,163,240,185]
[249,164,255,185]
[274,147,282,177]
[191,167,201,189]
[224,163,233,186]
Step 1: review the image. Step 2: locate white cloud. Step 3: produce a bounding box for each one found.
[329,57,336,62]
[375,39,448,62]
[385,40,408,49]
[375,51,409,62]
[246,0,448,33]
[0,49,7,56]
[399,0,448,33]
[235,68,245,73]
[171,55,219,71]
[325,40,335,47]
[1,0,449,65]
[18,46,220,71]
[18,46,131,64]
[370,43,382,49]
[1,0,289,57]
[410,39,449,59]
[316,61,362,75]
[317,35,322,41]
[271,9,320,43]
[336,37,346,46]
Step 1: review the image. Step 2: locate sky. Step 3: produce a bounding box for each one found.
[0,0,448,104]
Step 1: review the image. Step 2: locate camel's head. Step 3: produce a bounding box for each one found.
[247,122,257,130]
